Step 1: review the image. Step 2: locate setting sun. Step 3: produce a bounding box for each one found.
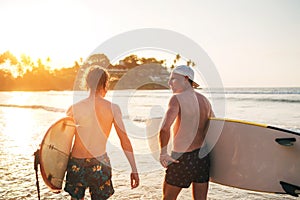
[0,1,95,69]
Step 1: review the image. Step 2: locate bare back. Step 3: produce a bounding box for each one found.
[172,90,213,152]
[67,97,114,158]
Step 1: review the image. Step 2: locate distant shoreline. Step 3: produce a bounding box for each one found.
[0,86,299,92]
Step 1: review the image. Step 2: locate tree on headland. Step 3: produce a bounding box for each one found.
[170,53,196,69]
[0,51,18,66]
[0,51,80,91]
[85,53,110,68]
[0,51,189,91]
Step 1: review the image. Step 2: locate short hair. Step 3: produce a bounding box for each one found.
[86,66,109,92]
[187,78,193,87]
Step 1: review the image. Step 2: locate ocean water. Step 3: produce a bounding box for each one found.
[0,88,299,199]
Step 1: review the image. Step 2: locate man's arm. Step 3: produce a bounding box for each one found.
[208,98,215,118]
[112,104,139,188]
[66,106,73,117]
[159,96,180,167]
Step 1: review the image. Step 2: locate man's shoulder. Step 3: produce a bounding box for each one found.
[169,94,180,104]
[195,91,208,99]
[71,98,86,107]
[95,99,117,113]
[99,97,113,106]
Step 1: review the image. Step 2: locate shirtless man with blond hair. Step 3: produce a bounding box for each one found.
[159,65,214,200]
[64,66,139,200]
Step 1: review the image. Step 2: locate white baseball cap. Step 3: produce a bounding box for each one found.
[172,65,200,88]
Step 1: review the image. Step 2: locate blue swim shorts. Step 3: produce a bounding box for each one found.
[64,153,114,200]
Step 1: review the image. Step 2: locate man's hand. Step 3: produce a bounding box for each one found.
[130,172,139,189]
[159,154,179,168]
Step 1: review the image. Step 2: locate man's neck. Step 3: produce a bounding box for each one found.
[89,89,106,98]
[174,85,193,94]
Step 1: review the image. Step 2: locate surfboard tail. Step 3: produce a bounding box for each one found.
[280,181,300,197]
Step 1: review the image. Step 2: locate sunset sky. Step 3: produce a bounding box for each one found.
[0,0,299,87]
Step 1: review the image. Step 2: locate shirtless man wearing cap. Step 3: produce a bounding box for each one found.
[159,65,214,200]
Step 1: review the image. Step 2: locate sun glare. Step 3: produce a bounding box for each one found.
[1,93,37,155]
[0,1,92,70]
[2,108,36,155]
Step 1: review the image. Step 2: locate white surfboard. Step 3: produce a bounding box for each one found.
[39,117,76,193]
[206,118,300,197]
[146,117,300,197]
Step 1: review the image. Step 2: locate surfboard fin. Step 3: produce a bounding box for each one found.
[275,138,296,146]
[280,181,300,197]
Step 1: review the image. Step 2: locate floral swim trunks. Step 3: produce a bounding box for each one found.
[165,148,210,188]
[64,153,114,200]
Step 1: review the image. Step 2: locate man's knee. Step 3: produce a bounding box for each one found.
[192,182,209,200]
[163,181,182,200]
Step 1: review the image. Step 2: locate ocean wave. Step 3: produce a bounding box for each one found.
[0,104,66,113]
[226,97,300,104]
[263,98,300,103]
[205,88,300,95]
[123,116,162,122]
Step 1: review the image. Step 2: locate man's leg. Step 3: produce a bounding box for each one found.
[162,181,182,200]
[192,182,209,200]
[71,197,83,200]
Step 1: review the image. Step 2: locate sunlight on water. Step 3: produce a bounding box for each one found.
[8,92,34,105]
[0,89,299,199]
[2,108,36,155]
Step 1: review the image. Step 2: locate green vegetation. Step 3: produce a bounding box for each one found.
[0,51,193,91]
[0,51,80,91]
